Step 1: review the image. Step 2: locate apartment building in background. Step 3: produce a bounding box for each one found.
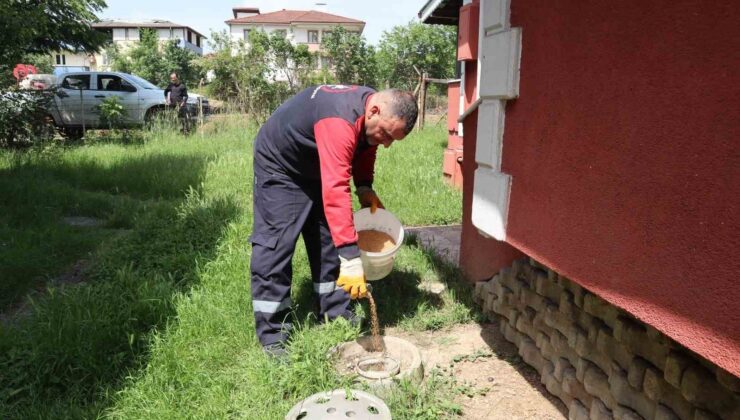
[225,7,365,72]
[53,20,206,74]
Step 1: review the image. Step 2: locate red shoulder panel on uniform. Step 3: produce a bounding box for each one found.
[314,117,360,248]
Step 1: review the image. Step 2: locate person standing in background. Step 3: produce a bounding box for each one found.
[164,72,190,134]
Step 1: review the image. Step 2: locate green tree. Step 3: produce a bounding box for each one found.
[196,30,293,120]
[321,27,377,87]
[161,39,200,87]
[111,29,201,87]
[0,0,108,86]
[106,44,130,74]
[269,32,316,90]
[376,21,457,91]
[19,54,54,75]
[196,29,334,120]
[113,28,165,85]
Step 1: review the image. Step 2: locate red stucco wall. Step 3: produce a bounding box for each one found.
[486,0,740,375]
[460,108,525,281]
[459,48,526,281]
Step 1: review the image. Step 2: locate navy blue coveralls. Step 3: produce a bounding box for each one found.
[250,85,378,346]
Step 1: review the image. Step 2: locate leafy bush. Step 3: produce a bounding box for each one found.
[0,89,55,147]
[376,22,457,91]
[196,31,305,121]
[109,29,201,88]
[321,26,378,87]
[99,96,127,129]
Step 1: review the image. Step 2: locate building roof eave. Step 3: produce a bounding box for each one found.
[92,21,207,39]
[418,0,462,25]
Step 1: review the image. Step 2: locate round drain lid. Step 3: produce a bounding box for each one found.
[285,389,391,420]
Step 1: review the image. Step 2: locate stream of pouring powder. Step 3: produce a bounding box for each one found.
[366,292,384,352]
[357,230,394,353]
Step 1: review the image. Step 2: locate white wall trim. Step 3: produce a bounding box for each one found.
[479,28,522,99]
[471,0,521,241]
[474,99,506,170]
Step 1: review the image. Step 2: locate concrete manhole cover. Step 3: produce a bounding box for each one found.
[285,389,391,420]
[333,335,423,391]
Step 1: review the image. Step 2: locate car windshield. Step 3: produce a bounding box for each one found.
[127,74,159,90]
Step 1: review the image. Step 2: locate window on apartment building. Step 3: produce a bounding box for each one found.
[125,28,139,40]
[196,35,201,48]
[243,29,252,41]
[55,54,66,65]
[187,30,192,44]
[308,30,319,44]
[323,30,333,41]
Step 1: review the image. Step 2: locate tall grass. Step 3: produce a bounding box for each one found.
[0,116,468,419]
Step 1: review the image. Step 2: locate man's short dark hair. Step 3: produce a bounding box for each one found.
[170,72,178,78]
[382,89,418,134]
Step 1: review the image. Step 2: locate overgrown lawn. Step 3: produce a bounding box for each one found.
[0,116,474,419]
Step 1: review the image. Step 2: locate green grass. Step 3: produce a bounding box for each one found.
[0,116,472,419]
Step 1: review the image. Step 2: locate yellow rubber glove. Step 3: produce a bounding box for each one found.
[357,187,384,214]
[336,256,367,299]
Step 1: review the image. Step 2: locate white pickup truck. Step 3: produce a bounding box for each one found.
[47,71,209,136]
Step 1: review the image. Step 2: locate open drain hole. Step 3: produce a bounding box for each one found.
[368,405,380,414]
[356,356,400,379]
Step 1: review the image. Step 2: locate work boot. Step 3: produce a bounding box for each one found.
[263,342,288,361]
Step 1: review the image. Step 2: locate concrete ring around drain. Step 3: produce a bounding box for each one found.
[355,356,401,380]
[332,335,424,390]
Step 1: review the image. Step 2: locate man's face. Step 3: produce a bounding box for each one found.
[170,74,179,84]
[365,105,407,148]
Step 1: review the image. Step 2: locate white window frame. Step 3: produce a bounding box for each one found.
[307,30,319,44]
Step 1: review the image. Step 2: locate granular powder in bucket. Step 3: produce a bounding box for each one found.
[357,230,396,253]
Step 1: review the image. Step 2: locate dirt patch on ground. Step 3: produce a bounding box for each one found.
[386,323,567,419]
[0,259,90,326]
[62,216,105,227]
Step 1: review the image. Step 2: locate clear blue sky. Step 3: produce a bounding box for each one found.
[100,0,425,50]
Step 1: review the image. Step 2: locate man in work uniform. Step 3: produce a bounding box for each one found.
[164,72,190,134]
[249,85,418,357]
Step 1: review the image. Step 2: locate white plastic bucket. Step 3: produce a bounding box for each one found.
[353,208,404,281]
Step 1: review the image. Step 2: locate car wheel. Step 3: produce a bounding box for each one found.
[61,127,84,140]
[145,107,169,129]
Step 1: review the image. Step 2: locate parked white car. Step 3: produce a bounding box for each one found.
[47,71,209,136]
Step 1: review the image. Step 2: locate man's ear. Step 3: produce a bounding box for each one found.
[368,104,380,118]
